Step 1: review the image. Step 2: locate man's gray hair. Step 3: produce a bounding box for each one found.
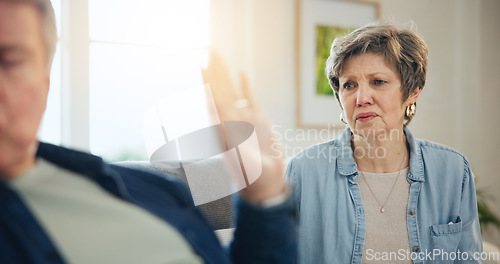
[3,0,57,69]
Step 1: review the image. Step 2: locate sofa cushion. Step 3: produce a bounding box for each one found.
[114,160,233,230]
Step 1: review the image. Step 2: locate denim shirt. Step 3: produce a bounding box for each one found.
[286,127,482,264]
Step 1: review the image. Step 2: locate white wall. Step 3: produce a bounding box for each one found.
[211,0,500,246]
[478,0,500,247]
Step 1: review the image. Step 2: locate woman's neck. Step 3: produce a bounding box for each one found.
[351,128,409,173]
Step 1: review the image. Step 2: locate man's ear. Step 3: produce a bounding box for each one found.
[45,75,50,89]
[42,75,50,111]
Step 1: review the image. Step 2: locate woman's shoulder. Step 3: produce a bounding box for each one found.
[285,139,340,180]
[416,138,462,154]
[415,138,466,161]
[288,139,338,164]
[413,138,472,179]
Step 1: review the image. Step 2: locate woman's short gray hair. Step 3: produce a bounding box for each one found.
[325,20,428,124]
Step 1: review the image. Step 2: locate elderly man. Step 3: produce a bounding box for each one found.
[0,0,296,263]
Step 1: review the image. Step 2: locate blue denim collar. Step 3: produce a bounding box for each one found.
[334,127,425,182]
[404,126,425,182]
[334,128,358,178]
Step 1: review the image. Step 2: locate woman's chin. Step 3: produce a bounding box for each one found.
[352,124,406,142]
[351,124,388,138]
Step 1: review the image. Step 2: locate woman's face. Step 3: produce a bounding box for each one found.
[338,52,420,138]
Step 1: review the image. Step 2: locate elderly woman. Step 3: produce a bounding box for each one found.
[286,21,482,263]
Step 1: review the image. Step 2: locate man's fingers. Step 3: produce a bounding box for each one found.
[239,72,255,108]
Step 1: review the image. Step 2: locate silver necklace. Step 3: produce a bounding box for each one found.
[359,152,406,213]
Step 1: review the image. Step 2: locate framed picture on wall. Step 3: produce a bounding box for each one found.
[296,0,379,128]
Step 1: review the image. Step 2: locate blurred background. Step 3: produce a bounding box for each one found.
[38,0,500,246]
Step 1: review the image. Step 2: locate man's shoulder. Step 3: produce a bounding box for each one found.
[37,142,194,206]
[36,142,104,174]
[110,163,195,207]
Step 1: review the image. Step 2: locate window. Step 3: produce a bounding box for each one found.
[38,0,62,145]
[39,0,212,162]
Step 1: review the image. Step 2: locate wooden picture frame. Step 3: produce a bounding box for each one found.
[295,0,380,128]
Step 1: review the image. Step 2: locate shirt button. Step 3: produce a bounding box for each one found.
[413,246,419,252]
[409,210,415,215]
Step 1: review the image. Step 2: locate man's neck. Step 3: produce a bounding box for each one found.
[0,142,37,180]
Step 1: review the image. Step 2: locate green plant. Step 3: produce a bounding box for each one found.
[476,187,500,233]
[315,25,352,96]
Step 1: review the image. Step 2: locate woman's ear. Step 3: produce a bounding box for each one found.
[336,93,344,110]
[408,87,422,104]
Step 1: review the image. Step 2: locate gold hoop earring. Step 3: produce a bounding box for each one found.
[340,112,347,124]
[406,103,416,118]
